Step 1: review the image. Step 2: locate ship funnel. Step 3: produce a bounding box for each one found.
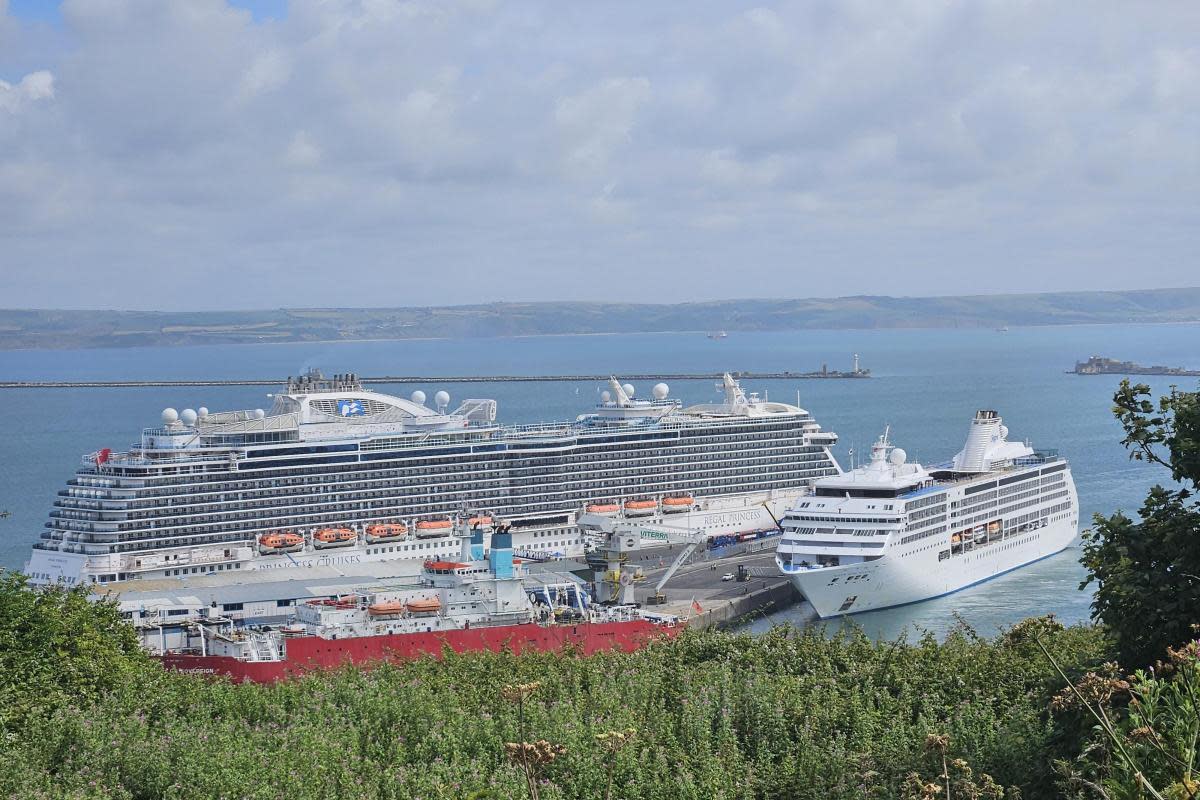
[952,410,1003,472]
[608,377,631,407]
[489,523,514,579]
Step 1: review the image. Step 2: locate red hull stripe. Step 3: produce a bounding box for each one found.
[159,620,677,683]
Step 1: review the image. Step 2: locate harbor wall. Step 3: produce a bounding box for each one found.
[688,580,801,631]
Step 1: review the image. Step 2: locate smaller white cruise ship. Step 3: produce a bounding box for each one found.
[776,410,1078,617]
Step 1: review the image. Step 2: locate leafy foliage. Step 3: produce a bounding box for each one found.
[0,610,1109,800]
[0,570,155,733]
[1081,381,1200,667]
[1051,638,1200,799]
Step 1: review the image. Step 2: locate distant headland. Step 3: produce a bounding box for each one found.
[2,287,1199,351]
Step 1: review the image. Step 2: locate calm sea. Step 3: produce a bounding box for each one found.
[2,324,1197,639]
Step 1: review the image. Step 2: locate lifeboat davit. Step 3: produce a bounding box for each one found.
[406,597,441,614]
[415,519,453,538]
[585,503,620,516]
[313,528,357,549]
[623,500,657,517]
[258,532,305,554]
[367,601,406,616]
[662,496,694,513]
[366,523,408,543]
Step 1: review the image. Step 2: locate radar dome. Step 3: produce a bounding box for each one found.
[652,382,669,400]
[197,407,209,419]
[180,408,198,426]
[622,384,635,397]
[411,390,427,405]
[999,425,1009,440]
[254,408,266,419]
[600,390,611,403]
[889,448,907,466]
[161,408,179,425]
[435,390,450,408]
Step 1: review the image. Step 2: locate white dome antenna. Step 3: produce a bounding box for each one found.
[180,408,198,426]
[161,408,179,425]
[652,382,669,400]
[411,390,427,406]
[889,448,907,466]
[600,390,612,404]
[254,408,265,419]
[435,390,450,411]
[197,407,209,419]
[622,384,635,397]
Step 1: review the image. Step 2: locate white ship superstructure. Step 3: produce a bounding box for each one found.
[775,410,1078,617]
[27,370,840,586]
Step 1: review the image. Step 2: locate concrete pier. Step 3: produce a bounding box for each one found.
[620,548,804,630]
[0,370,869,389]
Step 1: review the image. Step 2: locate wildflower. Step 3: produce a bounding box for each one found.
[924,734,950,754]
[501,682,542,703]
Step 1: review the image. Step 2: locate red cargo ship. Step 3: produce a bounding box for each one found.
[147,524,680,683]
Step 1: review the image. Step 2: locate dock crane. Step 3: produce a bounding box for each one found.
[578,514,708,606]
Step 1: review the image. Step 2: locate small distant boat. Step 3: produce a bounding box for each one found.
[707,331,728,340]
[996,326,1009,332]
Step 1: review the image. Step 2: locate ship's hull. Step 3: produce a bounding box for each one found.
[788,517,1077,618]
[159,619,679,683]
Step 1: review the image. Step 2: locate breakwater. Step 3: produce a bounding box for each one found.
[0,370,870,389]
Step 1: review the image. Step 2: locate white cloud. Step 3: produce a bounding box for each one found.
[0,0,1197,309]
[555,77,652,178]
[0,70,54,112]
[284,130,321,168]
[237,49,291,102]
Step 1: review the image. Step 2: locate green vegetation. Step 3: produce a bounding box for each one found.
[1082,381,1200,667]
[0,578,1109,799]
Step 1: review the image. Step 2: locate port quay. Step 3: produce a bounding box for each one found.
[0,368,870,389]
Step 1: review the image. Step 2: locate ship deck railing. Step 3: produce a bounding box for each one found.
[88,412,812,466]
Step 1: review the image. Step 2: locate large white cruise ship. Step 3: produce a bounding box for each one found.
[26,370,840,586]
[775,410,1078,617]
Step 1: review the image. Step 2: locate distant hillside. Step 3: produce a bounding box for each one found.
[2,287,1199,350]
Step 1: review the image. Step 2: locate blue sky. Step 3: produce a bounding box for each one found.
[8,0,288,23]
[0,1,1197,311]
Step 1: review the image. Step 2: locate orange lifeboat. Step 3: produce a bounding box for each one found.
[424,561,466,573]
[585,503,620,516]
[623,499,657,517]
[468,516,493,528]
[662,496,694,513]
[406,597,441,614]
[367,600,406,616]
[313,527,357,549]
[258,532,305,554]
[366,523,408,543]
[415,518,453,538]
